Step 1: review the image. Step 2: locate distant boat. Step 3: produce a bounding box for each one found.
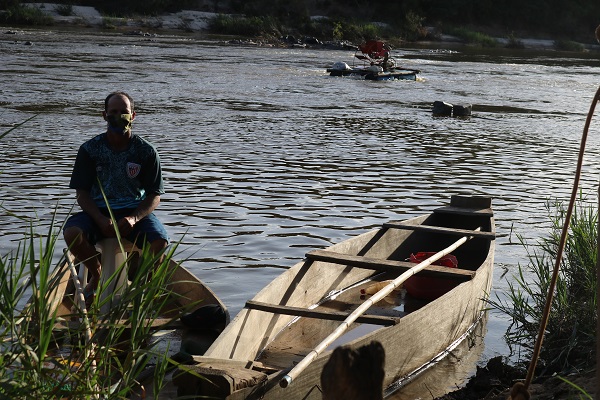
[327,40,421,81]
[174,195,495,399]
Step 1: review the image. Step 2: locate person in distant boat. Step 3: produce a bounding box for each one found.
[63,91,169,305]
[382,51,391,71]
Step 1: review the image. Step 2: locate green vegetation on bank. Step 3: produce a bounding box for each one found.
[0,2,52,25]
[1,0,599,48]
[0,214,181,398]
[490,198,597,375]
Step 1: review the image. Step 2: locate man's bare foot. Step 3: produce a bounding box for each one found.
[83,275,99,309]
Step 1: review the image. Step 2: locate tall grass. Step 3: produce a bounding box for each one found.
[0,210,187,398]
[489,198,597,375]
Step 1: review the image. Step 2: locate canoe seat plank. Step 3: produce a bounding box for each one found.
[306,250,475,280]
[245,300,398,326]
[433,206,493,217]
[383,222,496,240]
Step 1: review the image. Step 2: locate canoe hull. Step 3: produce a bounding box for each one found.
[176,195,495,399]
[48,247,229,333]
[328,67,419,81]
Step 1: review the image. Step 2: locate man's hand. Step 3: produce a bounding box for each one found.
[118,215,138,237]
[97,216,117,237]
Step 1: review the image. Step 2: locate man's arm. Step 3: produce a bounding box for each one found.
[76,189,115,237]
[118,193,161,235]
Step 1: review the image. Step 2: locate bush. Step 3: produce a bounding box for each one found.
[445,26,499,47]
[54,4,74,17]
[401,11,427,41]
[489,198,597,375]
[0,4,53,25]
[506,32,525,49]
[209,14,282,37]
[554,40,585,52]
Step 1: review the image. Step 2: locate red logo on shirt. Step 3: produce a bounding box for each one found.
[127,162,141,178]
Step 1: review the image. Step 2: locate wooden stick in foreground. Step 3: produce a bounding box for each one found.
[280,228,481,388]
[67,256,100,399]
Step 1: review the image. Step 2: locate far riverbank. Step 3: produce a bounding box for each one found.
[5,2,600,52]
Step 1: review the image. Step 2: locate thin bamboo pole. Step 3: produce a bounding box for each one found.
[66,256,100,400]
[280,228,481,388]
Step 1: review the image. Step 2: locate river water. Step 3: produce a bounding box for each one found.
[1,27,600,398]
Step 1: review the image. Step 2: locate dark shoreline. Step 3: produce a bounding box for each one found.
[3,5,600,54]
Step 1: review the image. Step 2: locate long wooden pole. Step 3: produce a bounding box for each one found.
[66,255,100,399]
[280,228,481,388]
[597,184,600,400]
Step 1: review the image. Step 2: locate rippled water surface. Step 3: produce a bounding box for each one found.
[2,28,600,397]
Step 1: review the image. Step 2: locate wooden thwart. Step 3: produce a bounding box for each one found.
[306,250,475,280]
[245,300,398,326]
[432,206,493,217]
[383,222,496,239]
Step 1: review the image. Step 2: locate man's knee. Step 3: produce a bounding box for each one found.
[64,226,84,246]
[150,238,168,254]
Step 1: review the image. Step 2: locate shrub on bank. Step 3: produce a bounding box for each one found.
[209,14,282,37]
[490,198,597,375]
[554,39,585,52]
[0,4,53,25]
[208,14,403,44]
[444,26,499,47]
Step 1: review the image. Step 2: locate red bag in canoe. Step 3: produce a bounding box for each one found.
[404,252,459,300]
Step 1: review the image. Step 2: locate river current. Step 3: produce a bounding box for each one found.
[1,27,600,398]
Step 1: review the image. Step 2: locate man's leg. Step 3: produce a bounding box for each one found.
[149,238,168,257]
[63,214,102,302]
[127,212,169,279]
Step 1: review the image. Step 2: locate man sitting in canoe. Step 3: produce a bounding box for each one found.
[63,91,169,306]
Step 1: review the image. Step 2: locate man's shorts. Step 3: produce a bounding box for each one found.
[63,208,169,248]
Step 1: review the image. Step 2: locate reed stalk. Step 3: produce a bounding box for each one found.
[0,209,190,399]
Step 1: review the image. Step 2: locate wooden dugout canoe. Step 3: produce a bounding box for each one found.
[175,195,495,399]
[46,241,229,335]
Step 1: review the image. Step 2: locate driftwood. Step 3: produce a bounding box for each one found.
[321,341,385,400]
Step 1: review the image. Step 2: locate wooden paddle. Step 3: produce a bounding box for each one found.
[279,228,482,388]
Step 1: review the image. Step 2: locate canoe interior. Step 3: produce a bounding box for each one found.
[254,210,492,368]
[209,198,493,352]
